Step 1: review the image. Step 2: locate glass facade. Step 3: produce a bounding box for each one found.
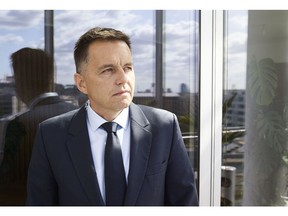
[223,10,288,206]
[0,10,200,205]
[0,11,45,205]
[1,9,287,207]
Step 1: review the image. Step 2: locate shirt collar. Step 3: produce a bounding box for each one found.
[86,101,129,131]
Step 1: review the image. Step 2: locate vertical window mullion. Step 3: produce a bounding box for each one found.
[155,10,164,108]
[199,10,223,206]
[44,10,54,86]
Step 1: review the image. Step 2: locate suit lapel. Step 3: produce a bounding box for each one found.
[65,103,152,206]
[66,106,104,205]
[124,103,152,205]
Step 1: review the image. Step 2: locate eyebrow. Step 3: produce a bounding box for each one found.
[98,64,114,71]
[98,62,133,70]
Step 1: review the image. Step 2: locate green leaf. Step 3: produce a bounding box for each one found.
[283,97,288,124]
[256,111,286,153]
[223,93,237,117]
[282,155,288,165]
[247,57,278,106]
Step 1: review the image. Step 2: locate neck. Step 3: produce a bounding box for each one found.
[89,106,123,122]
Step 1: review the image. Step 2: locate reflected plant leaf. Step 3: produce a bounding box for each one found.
[247,57,278,106]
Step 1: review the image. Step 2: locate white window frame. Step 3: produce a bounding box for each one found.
[198,10,224,206]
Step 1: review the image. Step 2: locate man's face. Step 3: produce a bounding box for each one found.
[74,40,135,120]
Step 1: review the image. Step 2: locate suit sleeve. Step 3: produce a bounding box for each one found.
[164,114,199,206]
[26,125,58,205]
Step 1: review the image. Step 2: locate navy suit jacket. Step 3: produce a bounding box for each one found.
[26,103,198,206]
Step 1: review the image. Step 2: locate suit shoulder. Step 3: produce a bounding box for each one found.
[137,104,173,114]
[136,104,175,121]
[40,108,79,127]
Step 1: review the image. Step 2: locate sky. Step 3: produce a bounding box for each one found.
[225,10,248,90]
[54,10,155,92]
[0,9,249,93]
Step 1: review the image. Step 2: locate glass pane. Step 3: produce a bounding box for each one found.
[0,11,44,117]
[0,10,46,205]
[0,10,78,205]
[222,10,248,206]
[0,10,44,205]
[54,10,200,178]
[164,10,199,180]
[54,10,155,106]
[0,9,199,205]
[223,10,288,206]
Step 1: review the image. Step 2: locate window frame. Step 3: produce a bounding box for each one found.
[44,9,224,206]
[198,10,223,206]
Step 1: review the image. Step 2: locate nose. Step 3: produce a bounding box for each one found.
[115,67,129,85]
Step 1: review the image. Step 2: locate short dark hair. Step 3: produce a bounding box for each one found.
[74,27,131,73]
[11,47,53,105]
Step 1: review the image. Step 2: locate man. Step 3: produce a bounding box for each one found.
[0,48,77,205]
[26,27,198,206]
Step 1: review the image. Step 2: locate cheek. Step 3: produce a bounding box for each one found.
[87,80,110,95]
[129,73,135,86]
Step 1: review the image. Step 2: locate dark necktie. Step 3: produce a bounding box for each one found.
[101,122,126,206]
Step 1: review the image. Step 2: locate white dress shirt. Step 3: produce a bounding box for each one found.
[86,102,131,202]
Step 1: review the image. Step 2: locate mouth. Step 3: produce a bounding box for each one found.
[113,90,130,97]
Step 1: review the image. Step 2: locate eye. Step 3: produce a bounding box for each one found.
[123,66,133,72]
[102,67,114,74]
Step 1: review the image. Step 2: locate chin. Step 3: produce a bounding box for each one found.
[118,100,132,109]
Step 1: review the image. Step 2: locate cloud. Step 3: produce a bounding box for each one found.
[53,10,155,87]
[227,32,247,54]
[228,11,248,31]
[0,10,43,30]
[0,33,23,44]
[0,10,197,93]
[0,10,203,93]
[225,11,248,90]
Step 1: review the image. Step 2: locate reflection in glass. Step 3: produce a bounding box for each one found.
[224,10,288,206]
[0,11,45,205]
[0,47,77,205]
[0,9,200,205]
[222,10,248,206]
[54,10,200,177]
[164,10,199,178]
[244,10,288,206]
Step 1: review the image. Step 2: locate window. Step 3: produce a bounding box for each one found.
[54,9,200,179]
[0,10,44,205]
[0,10,200,205]
[0,11,44,117]
[223,10,288,206]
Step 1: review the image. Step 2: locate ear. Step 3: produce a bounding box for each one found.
[74,73,88,94]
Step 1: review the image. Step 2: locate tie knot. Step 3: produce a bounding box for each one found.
[101,122,118,133]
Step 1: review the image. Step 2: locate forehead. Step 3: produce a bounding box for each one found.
[86,41,132,69]
[88,40,131,59]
